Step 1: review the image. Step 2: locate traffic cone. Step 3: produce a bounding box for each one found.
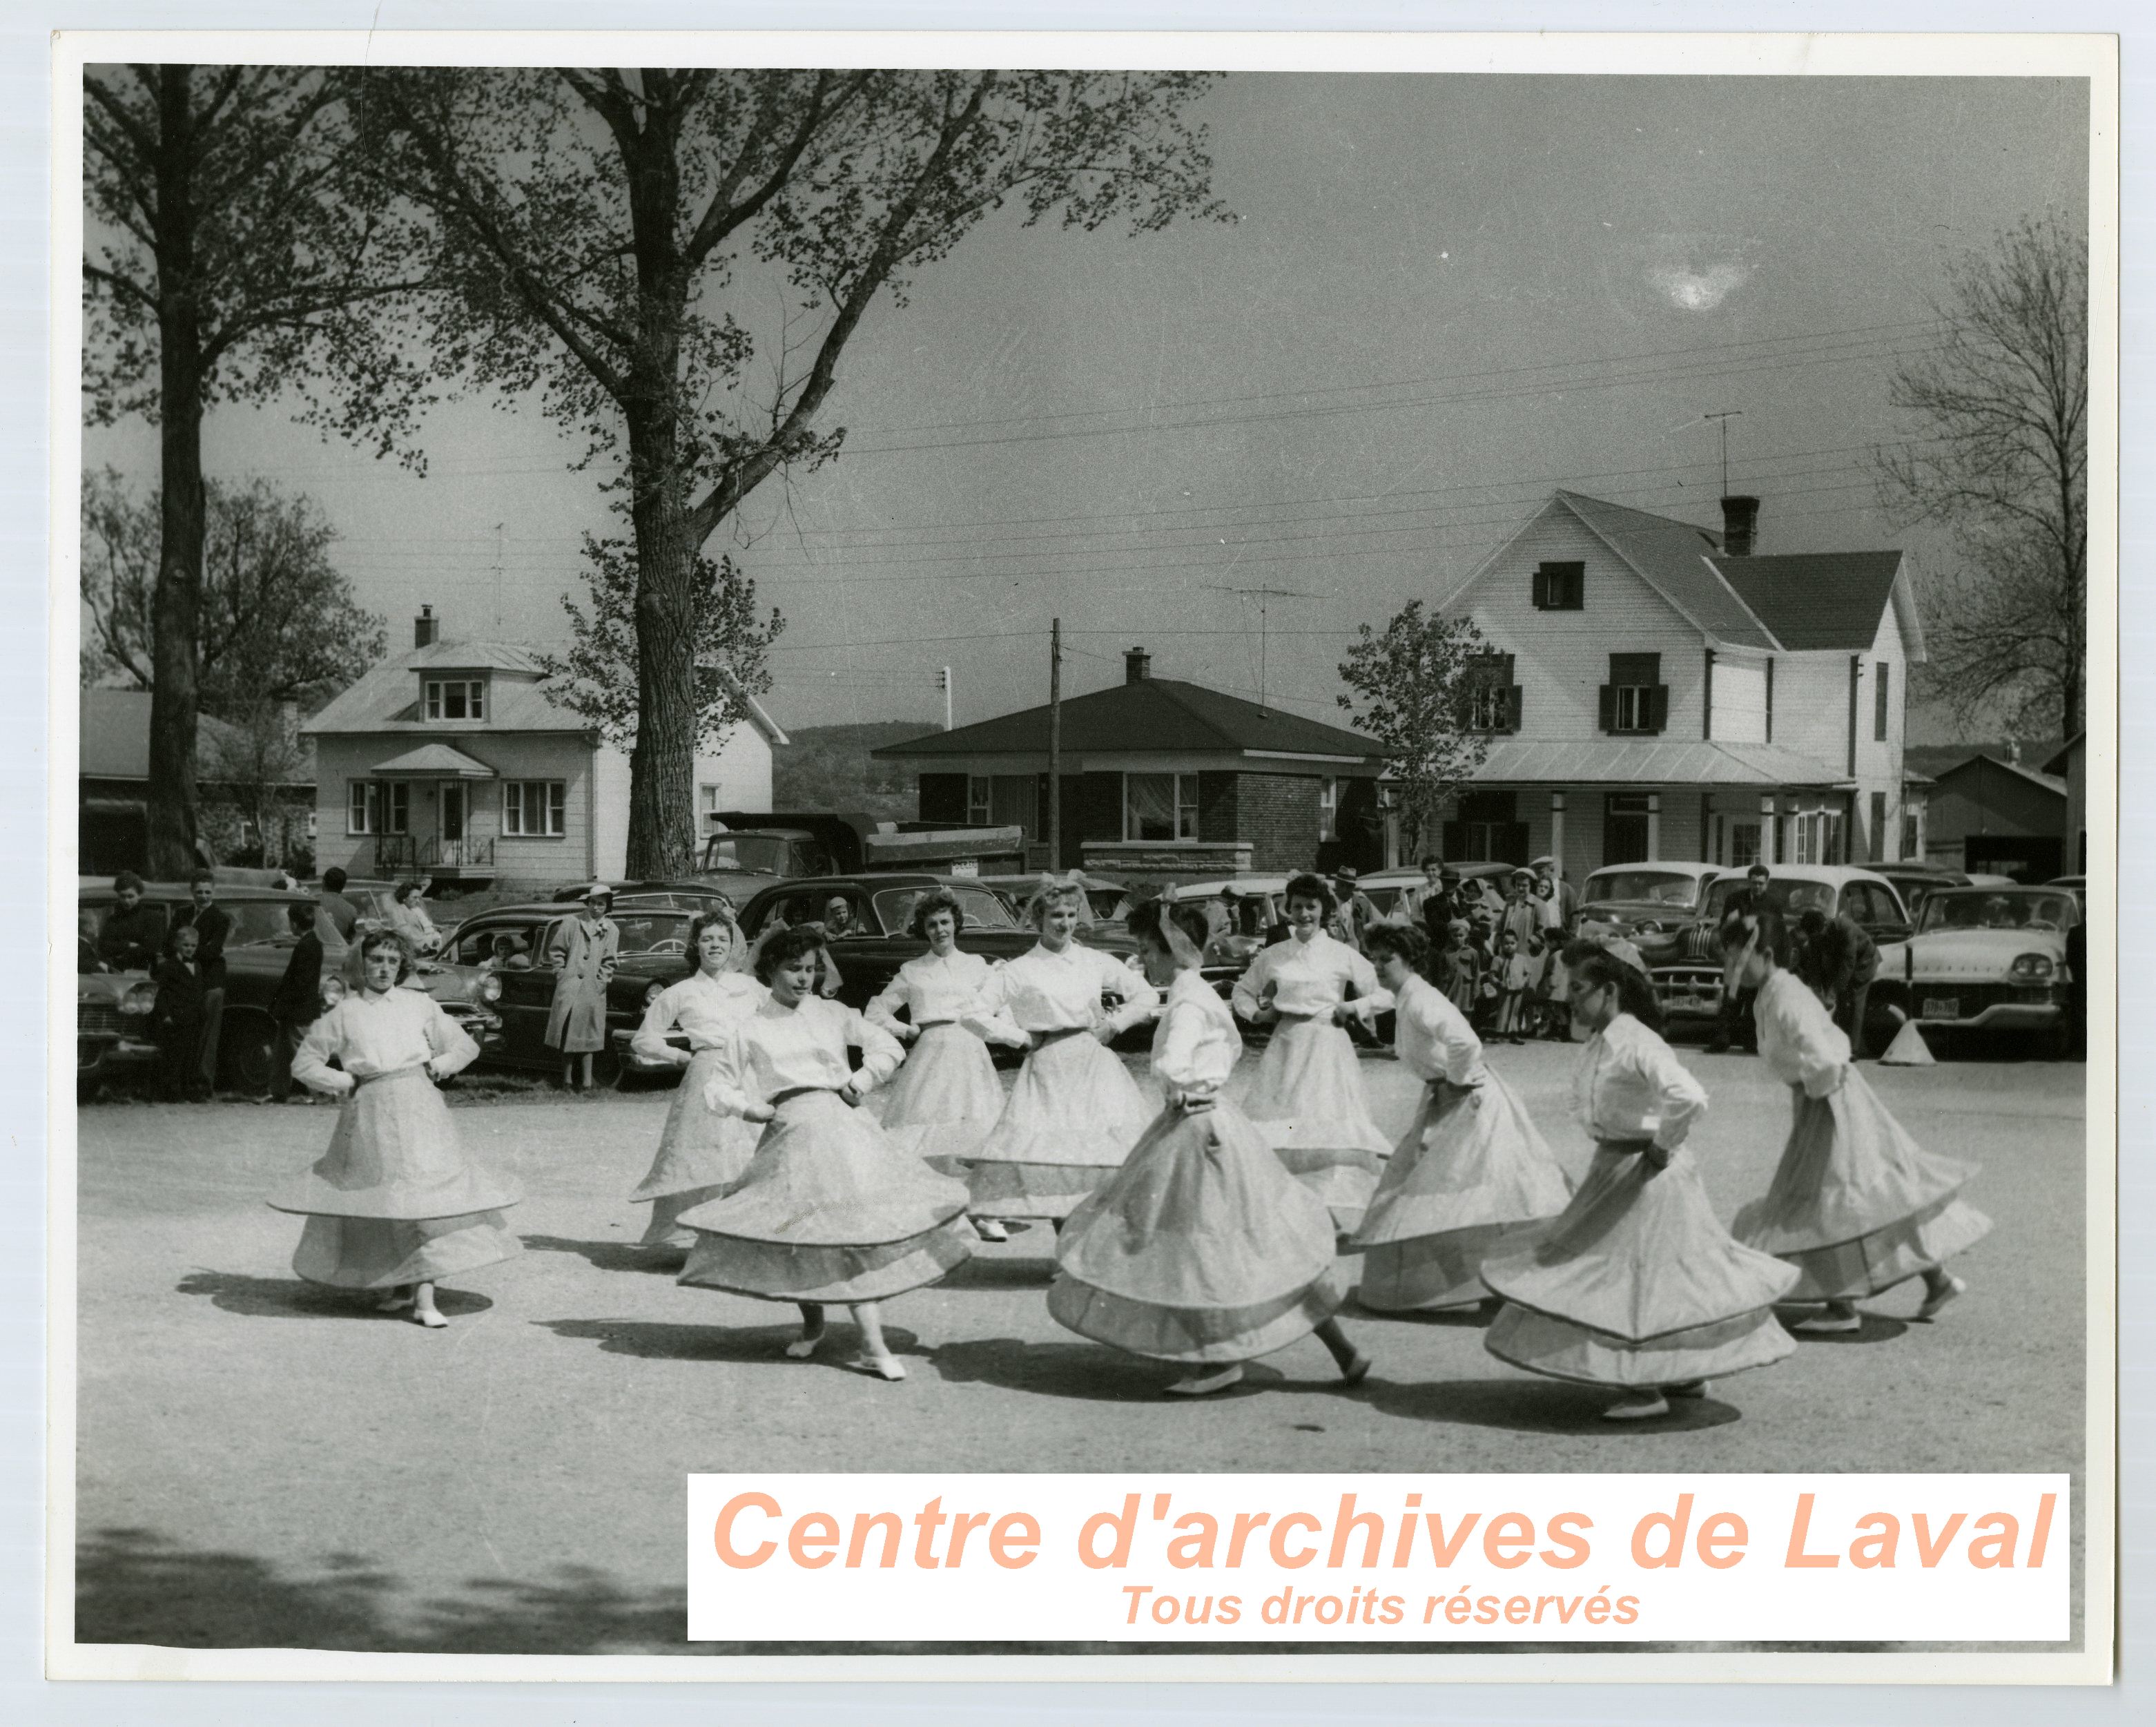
[1878,1019,1934,1066]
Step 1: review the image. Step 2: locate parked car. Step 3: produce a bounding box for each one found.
[736,873,1148,1048]
[1870,862,1974,926]
[2048,874,2087,910]
[1574,863,1725,967]
[1869,885,2079,1053]
[549,878,786,917]
[77,879,505,1097]
[1648,865,1913,1030]
[1357,862,1515,922]
[976,871,1132,926]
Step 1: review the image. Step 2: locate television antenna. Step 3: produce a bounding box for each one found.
[1702,410,1745,494]
[1206,583,1315,706]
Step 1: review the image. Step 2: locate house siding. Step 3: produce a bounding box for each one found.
[1710,654,1769,744]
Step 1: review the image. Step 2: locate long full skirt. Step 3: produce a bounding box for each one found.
[1231,1016,1392,1233]
[1048,1099,1344,1364]
[873,1023,1007,1177]
[677,1090,973,1304]
[1350,1074,1574,1311]
[1734,1074,1992,1301]
[961,1032,1154,1220]
[630,1048,763,1248]
[268,1068,521,1289]
[1480,1145,1798,1389]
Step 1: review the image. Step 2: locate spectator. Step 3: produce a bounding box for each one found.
[169,869,233,1095]
[152,924,211,1101]
[1398,856,1447,925]
[1437,918,1479,1018]
[316,866,360,944]
[1328,865,1381,952]
[1531,928,1571,1039]
[264,903,324,1103]
[1494,928,1532,1044]
[97,871,163,972]
[1501,868,1542,952]
[1418,865,1468,947]
[1705,862,1774,1055]
[386,881,442,956]
[77,908,104,974]
[546,884,620,1092]
[1531,855,1579,927]
[1531,873,1564,935]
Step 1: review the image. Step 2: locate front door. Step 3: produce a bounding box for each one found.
[440,782,466,862]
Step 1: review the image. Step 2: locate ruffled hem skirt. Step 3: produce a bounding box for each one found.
[631,1048,762,1247]
[1484,1301,1797,1388]
[873,1023,1007,1177]
[1736,1076,1992,1297]
[677,1089,973,1303]
[1049,1100,1344,1363]
[1351,1074,1575,1311]
[1479,1146,1798,1345]
[962,1032,1154,1219]
[293,1212,521,1289]
[1232,1018,1392,1232]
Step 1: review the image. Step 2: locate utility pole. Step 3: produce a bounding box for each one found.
[492,521,505,635]
[1048,620,1063,871]
[1703,410,1744,494]
[938,666,953,731]
[1208,583,1314,705]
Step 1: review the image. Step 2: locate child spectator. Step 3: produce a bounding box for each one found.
[152,924,211,1101]
[1533,929,1571,1040]
[1438,918,1479,1018]
[1494,929,1532,1043]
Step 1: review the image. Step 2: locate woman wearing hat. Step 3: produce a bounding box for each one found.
[547,885,621,1091]
[958,875,1158,1223]
[627,905,768,1253]
[1230,871,1395,1233]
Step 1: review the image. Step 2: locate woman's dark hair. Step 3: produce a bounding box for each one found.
[1363,920,1429,974]
[322,867,347,892]
[188,867,216,889]
[1717,900,1789,967]
[1561,938,1664,1032]
[909,887,967,940]
[755,923,826,983]
[1129,897,1210,956]
[396,880,425,905]
[113,869,144,894]
[1283,871,1334,912]
[1792,907,1857,998]
[688,909,737,954]
[357,928,414,983]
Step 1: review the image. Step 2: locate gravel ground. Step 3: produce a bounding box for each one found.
[70,1043,2087,1657]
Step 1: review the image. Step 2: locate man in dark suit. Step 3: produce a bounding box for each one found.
[152,924,210,1101]
[168,869,233,1094]
[97,871,164,972]
[265,903,324,1102]
[1705,862,1774,1054]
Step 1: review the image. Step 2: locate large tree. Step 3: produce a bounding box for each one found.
[353,67,1223,876]
[83,64,429,876]
[80,467,386,714]
[1337,601,1494,858]
[1875,215,2088,738]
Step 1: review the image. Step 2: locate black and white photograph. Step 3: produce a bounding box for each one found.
[50,27,2114,1677]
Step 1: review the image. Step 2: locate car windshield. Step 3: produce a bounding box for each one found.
[1584,870,1705,908]
[222,902,309,947]
[1702,878,1837,919]
[701,833,788,875]
[871,885,1021,935]
[613,912,695,956]
[1917,889,2078,934]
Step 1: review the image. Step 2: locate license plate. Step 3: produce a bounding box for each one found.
[1922,996,1959,1021]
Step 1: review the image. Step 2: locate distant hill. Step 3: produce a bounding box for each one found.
[774,721,938,822]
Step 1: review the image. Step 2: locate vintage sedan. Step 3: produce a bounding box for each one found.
[1648,865,1912,1030]
[1575,862,1725,967]
[1869,885,2079,1052]
[77,880,505,1097]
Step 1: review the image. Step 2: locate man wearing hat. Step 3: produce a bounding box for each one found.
[1328,865,1381,953]
[1705,861,1773,1054]
[1417,862,1468,947]
[546,882,621,1090]
[1531,855,1577,929]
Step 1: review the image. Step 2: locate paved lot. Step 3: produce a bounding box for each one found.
[70,1045,2088,1654]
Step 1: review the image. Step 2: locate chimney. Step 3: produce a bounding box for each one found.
[1720,495,1760,557]
[414,604,439,648]
[1125,646,1152,684]
[2006,739,2021,766]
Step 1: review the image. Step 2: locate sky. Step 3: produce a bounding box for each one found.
[80,70,2090,741]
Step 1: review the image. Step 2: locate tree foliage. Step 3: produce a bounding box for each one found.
[538,530,784,754]
[1875,215,2088,737]
[351,66,1225,874]
[80,468,387,715]
[1337,601,1493,853]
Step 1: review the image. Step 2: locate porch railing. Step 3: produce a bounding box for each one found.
[369,834,494,873]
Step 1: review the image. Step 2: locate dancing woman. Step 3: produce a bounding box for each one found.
[675,925,973,1381]
[1722,903,1989,1331]
[626,907,768,1253]
[1480,945,1798,1420]
[1348,923,1572,1312]
[866,888,1015,1243]
[1049,899,1372,1396]
[958,877,1158,1223]
[1229,872,1394,1233]
[273,930,521,1328]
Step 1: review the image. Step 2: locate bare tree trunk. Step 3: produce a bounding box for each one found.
[146,66,206,879]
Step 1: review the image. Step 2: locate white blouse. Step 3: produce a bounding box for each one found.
[704,996,906,1117]
[962,941,1158,1041]
[1753,968,1851,1099]
[1150,970,1244,1108]
[1393,973,1486,1088]
[291,986,479,1096]
[1572,1012,1708,1152]
[867,949,1000,1036]
[630,969,768,1066]
[1232,929,1393,1022]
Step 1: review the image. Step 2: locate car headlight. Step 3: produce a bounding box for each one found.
[480,974,504,1003]
[2009,954,2055,981]
[119,982,158,1016]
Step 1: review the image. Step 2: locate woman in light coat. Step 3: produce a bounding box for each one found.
[547,883,621,1091]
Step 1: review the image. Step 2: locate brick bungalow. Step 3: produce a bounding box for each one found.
[873,648,1388,879]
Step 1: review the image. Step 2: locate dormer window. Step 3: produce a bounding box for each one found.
[425,678,486,721]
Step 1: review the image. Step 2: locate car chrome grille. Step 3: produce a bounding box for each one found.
[78,1005,123,1037]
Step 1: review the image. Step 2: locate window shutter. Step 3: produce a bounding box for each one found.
[1506,685,1524,733]
[1647,685,1669,734]
[1597,684,1616,733]
[1441,820,1466,859]
[1531,568,1549,608]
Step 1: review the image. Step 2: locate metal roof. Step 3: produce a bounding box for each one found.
[1470,735,1852,787]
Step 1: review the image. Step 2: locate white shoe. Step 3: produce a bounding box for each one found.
[1603,1391,1670,1420]
[1789,1306,1863,1334]
[786,1333,824,1360]
[1165,1364,1245,1397]
[411,1306,448,1329]
[1916,1274,1967,1322]
[854,1354,906,1382]
[972,1219,1009,1243]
